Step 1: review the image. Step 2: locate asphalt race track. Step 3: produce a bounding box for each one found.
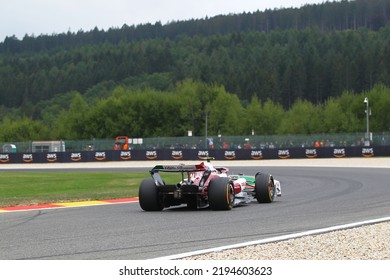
[1,164,390,259]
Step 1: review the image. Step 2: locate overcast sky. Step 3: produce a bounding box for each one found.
[1,0,332,42]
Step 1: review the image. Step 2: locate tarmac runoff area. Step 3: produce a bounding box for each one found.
[1,157,390,260]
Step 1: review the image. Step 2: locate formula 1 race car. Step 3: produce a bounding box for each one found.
[139,159,281,211]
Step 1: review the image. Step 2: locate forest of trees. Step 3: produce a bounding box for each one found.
[1,80,390,142]
[1,0,390,142]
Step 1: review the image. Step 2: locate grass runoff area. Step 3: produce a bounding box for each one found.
[0,171,182,207]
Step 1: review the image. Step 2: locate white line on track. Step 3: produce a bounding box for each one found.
[152,216,390,260]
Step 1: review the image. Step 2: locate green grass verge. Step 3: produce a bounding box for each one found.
[0,171,181,207]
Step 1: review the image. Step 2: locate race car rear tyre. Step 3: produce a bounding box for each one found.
[208,177,234,210]
[139,178,164,211]
[255,173,275,203]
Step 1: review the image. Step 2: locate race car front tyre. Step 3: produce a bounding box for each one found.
[254,172,275,203]
[208,177,234,210]
[139,178,164,211]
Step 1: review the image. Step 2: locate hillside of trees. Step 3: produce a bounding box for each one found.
[2,0,390,52]
[1,0,390,142]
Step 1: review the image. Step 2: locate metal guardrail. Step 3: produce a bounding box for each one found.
[2,132,390,153]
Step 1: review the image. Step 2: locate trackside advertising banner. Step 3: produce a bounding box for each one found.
[0,146,389,164]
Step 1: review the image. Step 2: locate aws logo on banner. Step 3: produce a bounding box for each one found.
[171,150,183,160]
[120,151,132,160]
[146,150,158,160]
[251,150,263,160]
[198,150,209,159]
[0,154,10,163]
[362,147,374,158]
[278,150,290,159]
[305,149,317,158]
[224,151,236,160]
[23,154,33,163]
[71,153,82,161]
[95,152,106,161]
[333,148,346,158]
[47,153,57,162]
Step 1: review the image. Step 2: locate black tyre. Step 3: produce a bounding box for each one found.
[139,178,164,211]
[255,172,275,203]
[208,177,234,210]
[186,196,198,210]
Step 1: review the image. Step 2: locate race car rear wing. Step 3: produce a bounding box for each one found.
[150,163,208,187]
[149,161,227,187]
[150,163,207,174]
[149,157,218,174]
